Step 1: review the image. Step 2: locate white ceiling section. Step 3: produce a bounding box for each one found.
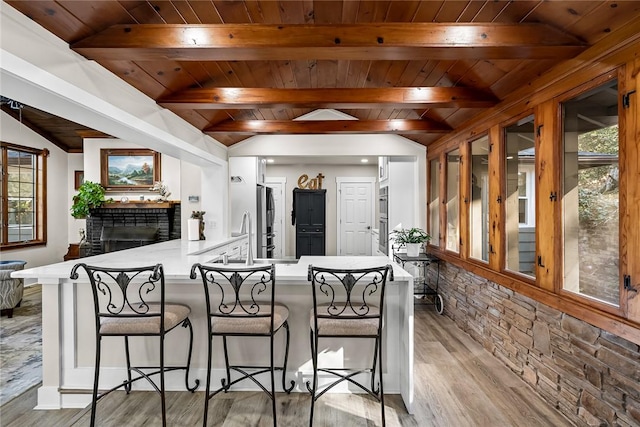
[0,3,227,167]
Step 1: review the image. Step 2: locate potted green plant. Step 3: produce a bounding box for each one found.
[392,227,431,257]
[71,181,108,219]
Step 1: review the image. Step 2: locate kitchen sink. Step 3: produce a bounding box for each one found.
[208,257,298,265]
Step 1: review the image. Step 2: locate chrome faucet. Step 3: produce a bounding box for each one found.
[240,211,254,266]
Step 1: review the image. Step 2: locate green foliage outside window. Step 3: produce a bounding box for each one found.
[577,126,619,229]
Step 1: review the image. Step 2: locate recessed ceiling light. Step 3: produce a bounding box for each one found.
[361,158,369,163]
[267,158,275,163]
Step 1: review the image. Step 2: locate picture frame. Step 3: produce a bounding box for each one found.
[74,170,84,190]
[100,149,161,191]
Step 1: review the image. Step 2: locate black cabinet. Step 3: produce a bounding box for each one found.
[293,189,326,258]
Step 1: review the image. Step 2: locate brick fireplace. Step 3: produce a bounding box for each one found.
[85,201,181,256]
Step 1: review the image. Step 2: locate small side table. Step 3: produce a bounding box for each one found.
[63,243,80,261]
[393,251,443,314]
[63,242,90,261]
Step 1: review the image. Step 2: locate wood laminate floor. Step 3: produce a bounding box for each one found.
[0,299,574,426]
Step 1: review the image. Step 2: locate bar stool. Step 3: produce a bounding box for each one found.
[70,263,199,427]
[190,263,295,427]
[306,264,393,427]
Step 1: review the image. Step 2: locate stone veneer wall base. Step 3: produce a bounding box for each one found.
[428,262,640,426]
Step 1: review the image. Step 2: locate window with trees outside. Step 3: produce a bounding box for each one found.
[0,143,47,249]
[562,79,619,306]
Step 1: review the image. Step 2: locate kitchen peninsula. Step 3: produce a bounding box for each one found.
[12,237,416,413]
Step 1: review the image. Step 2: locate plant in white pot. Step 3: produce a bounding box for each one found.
[392,227,431,257]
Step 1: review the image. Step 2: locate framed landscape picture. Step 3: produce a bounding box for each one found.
[100,149,161,191]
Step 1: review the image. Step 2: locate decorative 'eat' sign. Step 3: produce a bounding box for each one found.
[298,173,325,189]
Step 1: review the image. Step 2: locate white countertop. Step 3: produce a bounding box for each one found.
[25,237,415,411]
[13,237,411,283]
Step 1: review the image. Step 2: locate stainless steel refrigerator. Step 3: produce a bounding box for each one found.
[256,184,275,258]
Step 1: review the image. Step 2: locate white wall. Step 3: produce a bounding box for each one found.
[0,111,69,273]
[229,110,427,233]
[1,3,230,244]
[267,163,377,256]
[199,161,227,242]
[68,153,84,243]
[229,157,259,233]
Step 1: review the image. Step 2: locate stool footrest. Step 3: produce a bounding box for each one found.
[306,367,380,401]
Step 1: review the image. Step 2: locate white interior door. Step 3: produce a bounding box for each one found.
[337,178,374,256]
[265,178,285,258]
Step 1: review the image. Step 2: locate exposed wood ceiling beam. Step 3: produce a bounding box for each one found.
[72,23,587,61]
[159,87,498,109]
[205,119,451,135]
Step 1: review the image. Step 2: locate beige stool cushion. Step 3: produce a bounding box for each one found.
[99,303,191,335]
[211,303,289,334]
[310,304,380,336]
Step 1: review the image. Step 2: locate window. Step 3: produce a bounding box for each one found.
[504,115,536,278]
[423,60,640,340]
[1,143,47,249]
[446,149,460,253]
[428,159,440,246]
[518,168,535,226]
[470,135,490,262]
[562,79,619,306]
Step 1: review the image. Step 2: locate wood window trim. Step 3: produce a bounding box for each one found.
[553,70,625,318]
[459,139,471,261]
[0,142,48,250]
[622,57,640,323]
[425,156,440,248]
[500,110,537,284]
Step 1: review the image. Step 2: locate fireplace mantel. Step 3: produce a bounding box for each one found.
[101,201,179,209]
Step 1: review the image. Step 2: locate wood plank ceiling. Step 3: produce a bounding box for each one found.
[4,0,640,151]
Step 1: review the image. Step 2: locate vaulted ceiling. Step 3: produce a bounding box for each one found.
[4,0,640,152]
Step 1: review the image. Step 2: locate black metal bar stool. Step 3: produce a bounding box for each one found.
[69,263,199,427]
[190,263,295,427]
[306,264,393,427]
